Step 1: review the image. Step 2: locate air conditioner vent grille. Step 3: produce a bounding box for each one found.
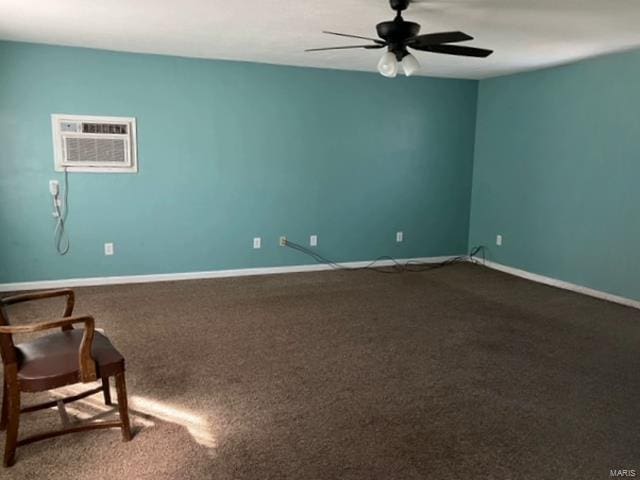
[64,137,127,164]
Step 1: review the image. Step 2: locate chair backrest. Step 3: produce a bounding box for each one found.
[0,290,76,367]
[0,303,18,366]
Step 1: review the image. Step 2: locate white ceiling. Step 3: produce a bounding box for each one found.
[1,0,640,79]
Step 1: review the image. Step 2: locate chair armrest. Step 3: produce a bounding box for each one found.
[0,314,91,334]
[0,315,97,383]
[1,289,75,318]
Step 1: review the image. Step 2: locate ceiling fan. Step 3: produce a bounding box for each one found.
[306,0,493,78]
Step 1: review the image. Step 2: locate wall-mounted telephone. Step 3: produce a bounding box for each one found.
[49,179,59,196]
[49,180,61,217]
[49,176,69,255]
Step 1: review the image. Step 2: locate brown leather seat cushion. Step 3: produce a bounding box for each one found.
[16,329,125,392]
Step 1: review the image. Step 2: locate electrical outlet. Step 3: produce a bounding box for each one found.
[496,234,503,246]
[279,236,287,247]
[310,235,318,247]
[396,231,404,243]
[253,237,261,249]
[104,242,114,256]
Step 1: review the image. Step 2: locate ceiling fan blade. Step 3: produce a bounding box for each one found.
[412,44,493,57]
[305,44,385,52]
[322,31,385,45]
[408,31,473,47]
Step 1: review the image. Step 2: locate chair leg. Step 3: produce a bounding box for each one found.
[0,380,7,431]
[115,372,132,442]
[3,377,20,467]
[101,377,112,406]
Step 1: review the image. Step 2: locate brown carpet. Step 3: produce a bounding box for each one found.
[1,263,639,479]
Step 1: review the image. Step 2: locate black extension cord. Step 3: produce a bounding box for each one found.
[283,239,485,274]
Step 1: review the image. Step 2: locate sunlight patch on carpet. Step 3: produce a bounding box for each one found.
[50,384,218,449]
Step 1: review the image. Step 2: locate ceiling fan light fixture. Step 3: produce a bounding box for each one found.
[377,51,398,78]
[401,53,420,76]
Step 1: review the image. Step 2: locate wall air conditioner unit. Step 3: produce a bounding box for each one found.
[52,114,137,173]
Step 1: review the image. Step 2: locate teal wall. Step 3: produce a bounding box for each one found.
[470,49,640,301]
[0,41,478,283]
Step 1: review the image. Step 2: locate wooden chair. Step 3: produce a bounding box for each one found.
[0,289,132,467]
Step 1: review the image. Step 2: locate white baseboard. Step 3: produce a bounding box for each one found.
[0,256,458,292]
[4,256,637,311]
[481,260,640,310]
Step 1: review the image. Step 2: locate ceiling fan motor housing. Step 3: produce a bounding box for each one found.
[376,18,420,59]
